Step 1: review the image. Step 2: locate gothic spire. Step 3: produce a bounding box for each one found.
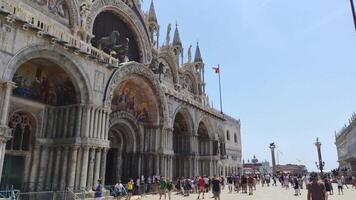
[148,0,158,24]
[194,42,203,62]
[172,23,182,47]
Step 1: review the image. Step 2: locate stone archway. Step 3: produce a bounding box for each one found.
[87,1,152,63]
[171,108,195,178]
[106,111,140,184]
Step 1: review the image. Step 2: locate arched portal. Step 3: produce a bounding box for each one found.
[105,118,139,184]
[172,110,193,178]
[1,112,35,190]
[11,58,79,106]
[92,11,140,62]
[197,121,211,176]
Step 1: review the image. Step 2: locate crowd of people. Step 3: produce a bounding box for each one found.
[90,172,356,200]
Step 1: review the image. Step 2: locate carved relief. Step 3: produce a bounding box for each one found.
[0,21,16,54]
[94,70,105,93]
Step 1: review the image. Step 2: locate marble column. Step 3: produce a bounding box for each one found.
[100,148,107,184]
[75,148,82,190]
[75,106,82,138]
[63,107,69,138]
[93,148,101,184]
[37,146,49,191]
[0,82,15,182]
[68,146,79,190]
[53,147,62,190]
[60,147,69,190]
[97,110,103,139]
[29,145,41,191]
[45,147,54,190]
[89,107,95,138]
[80,146,89,189]
[87,147,95,187]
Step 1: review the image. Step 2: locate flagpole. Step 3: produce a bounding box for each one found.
[350,0,356,31]
[218,64,223,114]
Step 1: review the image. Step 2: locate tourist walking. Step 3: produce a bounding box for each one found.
[127,179,134,200]
[203,176,210,193]
[167,179,173,200]
[324,177,333,195]
[247,175,254,195]
[306,173,327,200]
[211,176,221,200]
[293,176,301,196]
[114,181,124,200]
[159,176,167,200]
[337,176,344,195]
[227,176,233,193]
[197,176,205,199]
[93,179,103,200]
[352,176,356,189]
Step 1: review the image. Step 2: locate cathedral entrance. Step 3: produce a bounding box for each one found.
[105,120,139,184]
[172,111,193,178]
[106,74,160,184]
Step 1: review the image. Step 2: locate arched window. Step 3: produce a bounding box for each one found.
[226,130,230,141]
[6,112,34,151]
[234,133,238,143]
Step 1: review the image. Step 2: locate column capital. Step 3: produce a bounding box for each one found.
[0,81,16,89]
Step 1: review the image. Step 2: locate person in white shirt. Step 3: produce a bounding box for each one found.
[114,181,124,200]
[337,176,344,195]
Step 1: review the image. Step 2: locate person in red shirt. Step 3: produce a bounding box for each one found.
[197,176,205,199]
[247,175,254,195]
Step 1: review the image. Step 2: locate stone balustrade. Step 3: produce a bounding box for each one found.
[0,0,119,67]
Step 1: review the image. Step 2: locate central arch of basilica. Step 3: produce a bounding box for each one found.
[0,0,242,192]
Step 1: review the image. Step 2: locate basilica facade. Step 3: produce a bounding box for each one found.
[0,0,242,192]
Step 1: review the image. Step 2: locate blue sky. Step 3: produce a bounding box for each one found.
[142,0,356,171]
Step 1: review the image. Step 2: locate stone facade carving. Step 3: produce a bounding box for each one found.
[0,0,241,193]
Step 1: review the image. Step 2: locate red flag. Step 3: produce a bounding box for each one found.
[212,66,220,74]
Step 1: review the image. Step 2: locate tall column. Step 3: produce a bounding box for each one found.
[93,148,102,184]
[80,146,89,189]
[0,82,15,182]
[116,148,122,181]
[90,107,96,138]
[269,143,277,175]
[45,147,55,190]
[63,107,69,138]
[60,147,69,190]
[75,147,83,190]
[29,146,41,191]
[37,146,49,191]
[87,147,95,187]
[75,105,82,138]
[68,146,79,190]
[96,109,104,139]
[53,147,62,190]
[100,148,107,184]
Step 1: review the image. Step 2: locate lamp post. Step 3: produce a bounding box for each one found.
[314,137,325,176]
[269,143,277,175]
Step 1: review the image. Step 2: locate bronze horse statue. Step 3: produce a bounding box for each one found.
[97,30,120,51]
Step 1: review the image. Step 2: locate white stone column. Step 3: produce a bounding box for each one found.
[97,110,103,139]
[60,147,69,190]
[0,82,15,125]
[0,82,16,182]
[37,146,49,191]
[29,145,41,191]
[93,148,101,184]
[100,148,107,184]
[89,107,95,138]
[45,147,54,190]
[68,146,79,190]
[80,146,89,189]
[75,105,82,138]
[53,147,62,190]
[75,147,83,190]
[87,147,95,187]
[63,107,69,138]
